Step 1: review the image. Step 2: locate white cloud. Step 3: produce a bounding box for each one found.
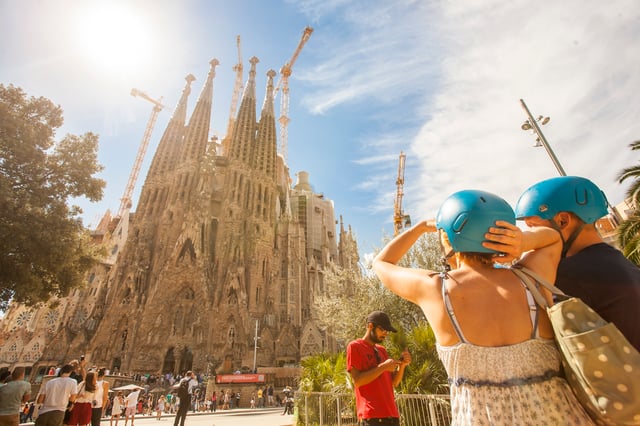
[297,0,640,225]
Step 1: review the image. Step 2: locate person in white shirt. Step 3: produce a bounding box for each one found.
[35,365,78,426]
[91,368,109,426]
[122,389,140,426]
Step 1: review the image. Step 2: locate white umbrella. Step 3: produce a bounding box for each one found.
[112,384,144,391]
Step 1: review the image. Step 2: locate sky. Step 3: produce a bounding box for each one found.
[1,0,639,261]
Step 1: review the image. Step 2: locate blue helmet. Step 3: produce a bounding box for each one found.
[515,176,608,224]
[436,190,515,253]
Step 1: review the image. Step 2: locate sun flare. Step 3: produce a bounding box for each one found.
[76,3,151,73]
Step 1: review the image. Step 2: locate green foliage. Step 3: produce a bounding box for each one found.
[616,140,640,266]
[298,352,350,393]
[309,232,449,394]
[0,84,106,310]
[617,213,640,266]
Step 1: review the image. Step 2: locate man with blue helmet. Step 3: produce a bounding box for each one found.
[516,176,640,351]
[373,189,594,425]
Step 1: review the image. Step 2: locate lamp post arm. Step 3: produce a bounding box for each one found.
[519,99,567,176]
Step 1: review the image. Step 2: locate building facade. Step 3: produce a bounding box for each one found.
[0,55,359,382]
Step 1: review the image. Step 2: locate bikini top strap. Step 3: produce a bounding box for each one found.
[441,272,540,342]
[440,272,468,344]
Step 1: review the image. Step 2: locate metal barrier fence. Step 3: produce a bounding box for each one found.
[296,392,451,426]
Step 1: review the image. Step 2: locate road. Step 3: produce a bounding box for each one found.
[109,408,294,426]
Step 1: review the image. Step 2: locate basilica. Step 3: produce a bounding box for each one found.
[0,52,359,383]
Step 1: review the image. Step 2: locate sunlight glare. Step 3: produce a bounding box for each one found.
[77,3,151,74]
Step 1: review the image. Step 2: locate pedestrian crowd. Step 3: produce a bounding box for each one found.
[1,360,292,426]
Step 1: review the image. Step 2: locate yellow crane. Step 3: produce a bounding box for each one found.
[117,88,166,218]
[394,151,411,235]
[274,26,313,162]
[224,35,243,152]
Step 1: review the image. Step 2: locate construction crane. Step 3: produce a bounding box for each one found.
[117,88,166,218]
[274,26,313,162]
[224,35,243,150]
[393,151,411,236]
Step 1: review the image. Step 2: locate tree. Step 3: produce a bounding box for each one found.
[0,84,105,310]
[616,140,640,266]
[311,232,449,394]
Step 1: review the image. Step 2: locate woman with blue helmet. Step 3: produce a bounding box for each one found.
[373,189,594,425]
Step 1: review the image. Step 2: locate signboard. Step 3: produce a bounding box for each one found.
[215,374,265,384]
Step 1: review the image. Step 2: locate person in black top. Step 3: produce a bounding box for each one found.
[516,176,640,351]
[173,372,192,426]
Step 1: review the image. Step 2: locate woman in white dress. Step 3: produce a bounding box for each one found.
[372,190,594,425]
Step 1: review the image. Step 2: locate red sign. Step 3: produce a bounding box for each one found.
[215,374,265,384]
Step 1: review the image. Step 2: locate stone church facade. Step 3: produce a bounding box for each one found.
[0,54,359,381]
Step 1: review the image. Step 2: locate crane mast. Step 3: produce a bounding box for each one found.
[274,26,313,162]
[224,35,243,152]
[117,89,165,218]
[394,151,411,236]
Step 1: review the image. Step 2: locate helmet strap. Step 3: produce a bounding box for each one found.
[550,217,585,258]
[437,232,454,272]
[560,223,585,258]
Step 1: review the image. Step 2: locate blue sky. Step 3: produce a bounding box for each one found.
[2,0,639,261]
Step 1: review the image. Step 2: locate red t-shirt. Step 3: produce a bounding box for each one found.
[346,339,399,420]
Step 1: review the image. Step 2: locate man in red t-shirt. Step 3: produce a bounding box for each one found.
[346,311,411,426]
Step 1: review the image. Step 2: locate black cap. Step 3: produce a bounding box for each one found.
[367,311,397,332]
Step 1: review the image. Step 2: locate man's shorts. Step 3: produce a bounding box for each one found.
[125,407,136,417]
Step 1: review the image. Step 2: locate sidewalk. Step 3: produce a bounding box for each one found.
[20,407,284,425]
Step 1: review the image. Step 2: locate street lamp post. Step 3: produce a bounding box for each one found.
[519,99,567,176]
[252,320,259,373]
[519,99,622,226]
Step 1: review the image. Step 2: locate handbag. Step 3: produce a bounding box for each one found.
[511,265,640,425]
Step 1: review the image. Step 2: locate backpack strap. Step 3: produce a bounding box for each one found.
[523,286,540,339]
[510,265,572,306]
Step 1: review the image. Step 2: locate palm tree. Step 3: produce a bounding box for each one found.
[616,140,640,266]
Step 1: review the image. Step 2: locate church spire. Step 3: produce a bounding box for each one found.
[253,69,277,177]
[145,74,196,179]
[178,59,219,165]
[228,57,259,163]
[136,74,195,217]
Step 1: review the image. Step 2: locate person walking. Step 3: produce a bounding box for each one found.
[155,395,165,420]
[172,375,190,426]
[35,364,78,426]
[0,367,31,426]
[372,189,595,425]
[109,392,124,426]
[65,371,97,426]
[122,388,140,426]
[91,368,109,426]
[346,311,410,426]
[516,175,640,351]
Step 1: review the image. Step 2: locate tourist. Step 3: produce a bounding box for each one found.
[91,368,110,426]
[35,364,78,426]
[516,175,640,350]
[0,367,31,426]
[65,371,97,426]
[372,189,595,424]
[122,388,141,426]
[345,312,410,426]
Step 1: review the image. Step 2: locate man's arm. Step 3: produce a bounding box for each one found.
[349,357,400,388]
[21,388,31,403]
[391,348,412,388]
